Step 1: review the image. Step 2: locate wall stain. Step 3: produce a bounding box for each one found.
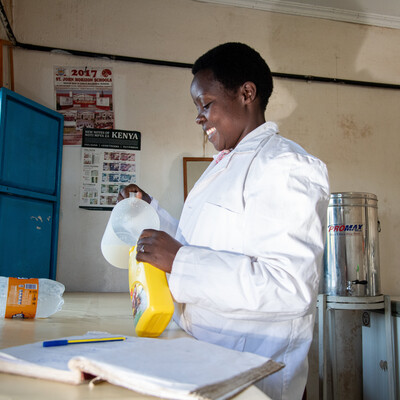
[339,114,373,140]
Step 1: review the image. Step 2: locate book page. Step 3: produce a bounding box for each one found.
[0,332,127,384]
[68,336,284,399]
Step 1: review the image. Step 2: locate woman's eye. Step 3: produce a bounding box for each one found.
[203,102,212,110]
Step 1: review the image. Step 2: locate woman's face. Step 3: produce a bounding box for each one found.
[190,69,251,152]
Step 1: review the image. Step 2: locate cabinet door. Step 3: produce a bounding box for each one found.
[0,194,54,278]
[362,312,389,400]
[0,88,63,279]
[0,95,61,194]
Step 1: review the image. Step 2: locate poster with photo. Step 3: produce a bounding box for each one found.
[54,66,114,145]
[79,128,141,209]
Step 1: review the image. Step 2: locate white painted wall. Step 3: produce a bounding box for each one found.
[7,0,400,298]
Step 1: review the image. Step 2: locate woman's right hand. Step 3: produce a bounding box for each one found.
[117,184,152,204]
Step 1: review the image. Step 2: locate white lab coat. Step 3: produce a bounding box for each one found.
[151,122,330,400]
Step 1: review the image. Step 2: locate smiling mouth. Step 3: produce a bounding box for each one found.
[205,127,217,139]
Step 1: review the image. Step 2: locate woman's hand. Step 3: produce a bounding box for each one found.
[136,229,183,273]
[117,184,152,204]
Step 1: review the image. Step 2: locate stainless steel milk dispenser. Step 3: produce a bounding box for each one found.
[323,192,381,297]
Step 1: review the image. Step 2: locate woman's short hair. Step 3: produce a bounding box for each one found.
[192,42,273,111]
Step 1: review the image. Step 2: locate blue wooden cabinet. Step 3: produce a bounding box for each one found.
[0,88,63,279]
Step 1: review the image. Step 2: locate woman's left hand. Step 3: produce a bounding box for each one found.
[136,229,183,273]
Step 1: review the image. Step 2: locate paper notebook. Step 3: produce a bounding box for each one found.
[0,331,284,400]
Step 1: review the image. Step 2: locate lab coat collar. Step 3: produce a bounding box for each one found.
[211,121,279,164]
[234,121,279,153]
[196,121,279,187]
[186,122,279,204]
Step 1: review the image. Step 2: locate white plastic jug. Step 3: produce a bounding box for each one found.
[101,197,160,269]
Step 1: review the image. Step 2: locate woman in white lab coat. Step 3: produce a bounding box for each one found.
[119,43,330,400]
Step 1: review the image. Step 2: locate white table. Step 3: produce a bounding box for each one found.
[0,292,271,400]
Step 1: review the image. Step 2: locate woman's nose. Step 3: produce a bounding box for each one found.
[195,113,205,125]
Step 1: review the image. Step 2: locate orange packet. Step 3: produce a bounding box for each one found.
[5,277,39,318]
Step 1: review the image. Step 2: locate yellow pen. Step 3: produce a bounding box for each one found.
[43,336,126,347]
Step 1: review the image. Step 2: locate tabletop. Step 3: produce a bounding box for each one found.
[0,292,271,400]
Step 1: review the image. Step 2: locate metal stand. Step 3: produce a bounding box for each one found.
[317,294,396,400]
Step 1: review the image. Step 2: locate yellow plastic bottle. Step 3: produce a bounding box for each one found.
[128,246,174,337]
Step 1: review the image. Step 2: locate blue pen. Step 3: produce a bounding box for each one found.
[43,336,126,347]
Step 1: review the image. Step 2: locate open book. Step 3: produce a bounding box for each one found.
[0,332,284,400]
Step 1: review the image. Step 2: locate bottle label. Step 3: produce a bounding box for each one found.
[5,278,39,318]
[131,282,148,327]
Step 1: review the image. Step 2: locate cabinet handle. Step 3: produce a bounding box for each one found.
[379,360,388,371]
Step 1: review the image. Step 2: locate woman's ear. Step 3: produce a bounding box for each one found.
[241,81,257,104]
